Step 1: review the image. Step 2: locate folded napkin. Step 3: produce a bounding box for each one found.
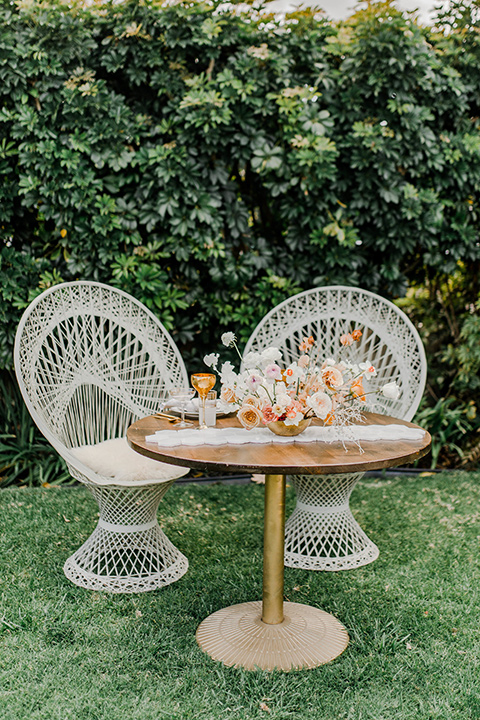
[145,424,425,448]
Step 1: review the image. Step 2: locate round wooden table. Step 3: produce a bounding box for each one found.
[127,412,431,671]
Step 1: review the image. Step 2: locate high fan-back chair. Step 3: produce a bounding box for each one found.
[244,285,427,571]
[14,281,190,593]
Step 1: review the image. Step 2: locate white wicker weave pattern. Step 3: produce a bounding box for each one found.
[14,281,190,592]
[244,285,427,571]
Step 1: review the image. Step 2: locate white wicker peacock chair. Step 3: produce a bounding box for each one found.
[14,281,191,593]
[243,285,427,571]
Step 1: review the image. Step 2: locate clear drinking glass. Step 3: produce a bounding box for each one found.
[203,390,217,427]
[169,387,195,428]
[191,373,216,430]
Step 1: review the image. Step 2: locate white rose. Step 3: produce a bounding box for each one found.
[382,381,401,400]
[307,391,333,420]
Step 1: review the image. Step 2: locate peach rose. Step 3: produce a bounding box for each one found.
[322,366,343,389]
[221,386,237,404]
[237,404,263,430]
[340,333,354,346]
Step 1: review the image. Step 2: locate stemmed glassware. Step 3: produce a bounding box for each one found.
[191,373,216,430]
[169,387,195,428]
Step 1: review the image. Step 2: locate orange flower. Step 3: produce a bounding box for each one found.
[351,329,362,341]
[298,335,314,352]
[350,377,366,402]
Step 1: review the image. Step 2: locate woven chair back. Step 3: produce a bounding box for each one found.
[243,285,427,421]
[14,281,188,453]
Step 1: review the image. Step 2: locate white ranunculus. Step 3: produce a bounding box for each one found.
[221,331,236,347]
[260,347,282,365]
[275,381,288,395]
[203,352,219,369]
[275,393,291,410]
[382,381,401,400]
[243,351,261,369]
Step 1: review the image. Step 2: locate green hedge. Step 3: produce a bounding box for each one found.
[1,0,480,478]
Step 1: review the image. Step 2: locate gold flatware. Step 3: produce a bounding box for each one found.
[153,412,181,423]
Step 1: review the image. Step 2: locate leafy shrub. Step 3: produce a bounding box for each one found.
[1,0,480,481]
[0,370,70,487]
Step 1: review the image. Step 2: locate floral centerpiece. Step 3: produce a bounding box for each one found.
[203,330,401,435]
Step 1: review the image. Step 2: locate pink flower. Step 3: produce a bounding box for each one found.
[262,405,279,424]
[245,371,263,391]
[298,355,309,368]
[264,363,282,381]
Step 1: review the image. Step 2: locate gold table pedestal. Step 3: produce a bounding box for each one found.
[196,474,349,671]
[196,600,348,671]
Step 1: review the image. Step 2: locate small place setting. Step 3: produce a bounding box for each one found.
[155,377,231,429]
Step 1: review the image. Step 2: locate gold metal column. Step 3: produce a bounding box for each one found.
[262,474,286,624]
[196,474,349,671]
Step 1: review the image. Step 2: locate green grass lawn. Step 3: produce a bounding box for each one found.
[1,472,480,720]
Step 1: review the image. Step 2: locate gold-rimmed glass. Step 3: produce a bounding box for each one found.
[191,373,216,430]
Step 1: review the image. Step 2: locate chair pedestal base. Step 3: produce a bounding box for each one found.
[284,473,379,571]
[64,481,188,593]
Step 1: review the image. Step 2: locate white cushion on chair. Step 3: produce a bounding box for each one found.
[71,437,189,484]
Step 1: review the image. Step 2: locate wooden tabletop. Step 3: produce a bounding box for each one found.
[127,412,431,475]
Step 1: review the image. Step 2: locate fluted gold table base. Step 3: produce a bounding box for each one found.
[196,600,348,671]
[197,474,348,670]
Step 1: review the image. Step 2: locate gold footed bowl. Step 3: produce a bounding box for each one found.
[267,418,311,436]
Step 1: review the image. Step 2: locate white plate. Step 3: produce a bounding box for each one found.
[168,407,230,419]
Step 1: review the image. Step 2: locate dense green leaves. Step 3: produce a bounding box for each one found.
[1,0,480,475]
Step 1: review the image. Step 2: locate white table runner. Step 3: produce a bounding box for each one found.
[145,424,425,447]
